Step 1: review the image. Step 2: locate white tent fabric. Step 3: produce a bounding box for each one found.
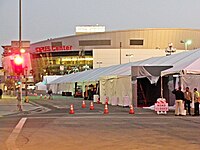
[43,75,63,85]
[100,75,132,106]
[35,82,47,90]
[49,63,132,84]
[46,49,200,107]
[48,49,200,87]
[161,49,200,76]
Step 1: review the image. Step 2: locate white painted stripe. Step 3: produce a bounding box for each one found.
[27,116,190,119]
[6,118,27,150]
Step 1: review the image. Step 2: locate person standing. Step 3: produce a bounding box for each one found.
[193,88,200,116]
[172,87,185,116]
[0,89,2,99]
[184,87,192,115]
[48,89,53,100]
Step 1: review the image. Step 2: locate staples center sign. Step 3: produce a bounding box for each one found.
[35,45,72,53]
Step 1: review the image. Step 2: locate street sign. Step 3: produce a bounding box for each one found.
[7,76,21,80]
[11,41,30,48]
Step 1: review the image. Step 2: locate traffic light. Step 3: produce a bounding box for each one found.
[11,55,24,75]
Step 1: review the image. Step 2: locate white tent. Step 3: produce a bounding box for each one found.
[48,49,200,106]
[49,63,132,84]
[160,50,200,94]
[35,82,47,90]
[100,75,132,106]
[130,49,200,106]
[48,63,132,95]
[42,75,63,94]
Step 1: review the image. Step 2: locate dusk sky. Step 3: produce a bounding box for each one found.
[1,0,200,54]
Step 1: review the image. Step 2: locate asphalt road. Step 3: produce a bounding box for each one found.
[1,96,200,150]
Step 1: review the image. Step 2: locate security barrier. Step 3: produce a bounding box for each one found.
[154,98,169,114]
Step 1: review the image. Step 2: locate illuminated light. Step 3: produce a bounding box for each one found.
[14,55,23,65]
[185,40,192,45]
[20,48,26,53]
[62,58,93,61]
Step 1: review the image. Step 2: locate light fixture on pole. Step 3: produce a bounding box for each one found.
[180,40,192,50]
[119,42,122,64]
[126,54,134,62]
[17,0,23,111]
[96,61,102,68]
[165,43,176,56]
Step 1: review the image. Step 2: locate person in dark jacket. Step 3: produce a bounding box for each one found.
[172,87,184,116]
[0,89,2,99]
[184,87,192,115]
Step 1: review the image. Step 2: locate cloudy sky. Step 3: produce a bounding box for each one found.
[0,0,200,54]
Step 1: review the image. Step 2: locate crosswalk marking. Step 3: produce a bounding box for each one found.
[6,117,27,150]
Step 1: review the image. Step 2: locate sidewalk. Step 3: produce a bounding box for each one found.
[0,95,48,116]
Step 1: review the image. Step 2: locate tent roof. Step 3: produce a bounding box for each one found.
[49,49,200,84]
[49,63,132,84]
[161,49,200,76]
[43,75,63,84]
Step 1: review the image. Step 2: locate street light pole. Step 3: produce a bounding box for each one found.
[19,0,22,45]
[119,42,122,64]
[126,54,134,62]
[180,40,192,50]
[96,61,102,68]
[17,0,23,111]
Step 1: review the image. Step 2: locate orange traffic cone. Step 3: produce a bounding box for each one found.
[90,102,94,110]
[44,95,47,100]
[129,105,134,114]
[40,94,42,99]
[82,100,86,108]
[104,104,109,114]
[69,104,75,114]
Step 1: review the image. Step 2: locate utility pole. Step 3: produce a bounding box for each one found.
[119,42,122,64]
[17,0,23,111]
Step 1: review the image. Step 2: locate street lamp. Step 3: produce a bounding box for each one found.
[96,61,102,68]
[16,0,23,111]
[165,43,176,56]
[119,42,122,64]
[126,54,134,62]
[180,40,192,50]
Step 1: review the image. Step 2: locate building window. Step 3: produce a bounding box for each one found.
[79,40,111,46]
[51,42,62,47]
[130,39,144,46]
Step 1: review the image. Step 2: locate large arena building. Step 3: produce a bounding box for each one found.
[2,27,200,83]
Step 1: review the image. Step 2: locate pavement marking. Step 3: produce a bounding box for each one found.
[54,105,69,109]
[6,117,27,150]
[27,116,194,119]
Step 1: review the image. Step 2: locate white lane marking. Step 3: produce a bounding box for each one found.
[6,118,27,150]
[29,101,51,112]
[27,116,190,119]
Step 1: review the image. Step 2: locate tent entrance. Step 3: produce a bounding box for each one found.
[137,78,161,107]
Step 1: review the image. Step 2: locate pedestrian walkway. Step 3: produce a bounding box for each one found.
[0,95,45,116]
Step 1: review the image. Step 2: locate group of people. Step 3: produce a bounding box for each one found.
[84,84,99,100]
[172,87,200,116]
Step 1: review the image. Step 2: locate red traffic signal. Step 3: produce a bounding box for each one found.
[14,55,23,65]
[11,55,24,75]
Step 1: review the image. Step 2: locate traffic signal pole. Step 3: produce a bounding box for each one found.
[17,0,23,111]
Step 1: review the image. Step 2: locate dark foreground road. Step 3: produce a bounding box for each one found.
[1,97,200,150]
